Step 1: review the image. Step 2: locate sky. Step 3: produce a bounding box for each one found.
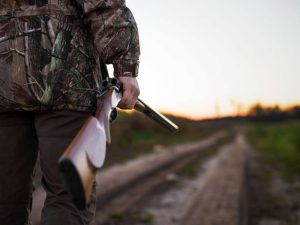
[118,0,300,119]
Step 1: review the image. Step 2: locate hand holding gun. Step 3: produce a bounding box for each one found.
[58,78,178,210]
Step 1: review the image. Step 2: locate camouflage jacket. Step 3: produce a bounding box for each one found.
[0,0,140,112]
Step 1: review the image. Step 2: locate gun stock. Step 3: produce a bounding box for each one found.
[58,78,179,210]
[59,82,122,210]
[58,116,100,210]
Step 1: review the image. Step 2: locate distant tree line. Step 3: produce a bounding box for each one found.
[247,104,300,121]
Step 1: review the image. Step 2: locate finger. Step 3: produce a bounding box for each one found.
[123,95,136,109]
[117,77,140,109]
[118,94,132,109]
[120,91,137,109]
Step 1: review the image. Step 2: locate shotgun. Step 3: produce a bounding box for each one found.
[58,78,178,210]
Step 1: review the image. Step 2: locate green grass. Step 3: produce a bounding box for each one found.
[131,130,163,145]
[248,121,300,181]
[108,211,124,219]
[178,165,198,177]
[139,213,154,223]
[104,112,230,167]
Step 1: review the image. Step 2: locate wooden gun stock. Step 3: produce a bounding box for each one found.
[59,86,121,210]
[58,79,179,210]
[58,116,103,210]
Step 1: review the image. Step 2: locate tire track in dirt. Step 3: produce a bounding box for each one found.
[99,132,248,225]
[30,131,228,225]
[183,133,248,225]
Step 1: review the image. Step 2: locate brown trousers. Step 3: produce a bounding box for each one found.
[0,111,96,225]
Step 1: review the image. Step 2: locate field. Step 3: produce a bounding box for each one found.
[247,120,300,225]
[104,111,231,166]
[248,121,300,181]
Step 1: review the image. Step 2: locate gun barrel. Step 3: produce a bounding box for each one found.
[134,98,179,132]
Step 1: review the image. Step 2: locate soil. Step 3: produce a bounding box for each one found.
[247,150,300,225]
[95,154,218,225]
[30,128,300,225]
[93,133,248,225]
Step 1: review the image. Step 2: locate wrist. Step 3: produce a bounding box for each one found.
[113,60,139,77]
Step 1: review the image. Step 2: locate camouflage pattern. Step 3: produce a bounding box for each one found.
[0,0,140,112]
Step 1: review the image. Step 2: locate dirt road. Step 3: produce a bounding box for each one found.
[95,133,248,225]
[30,130,252,225]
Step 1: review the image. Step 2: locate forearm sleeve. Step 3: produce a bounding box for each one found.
[82,0,140,77]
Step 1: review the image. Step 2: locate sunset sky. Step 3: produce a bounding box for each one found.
[115,0,300,119]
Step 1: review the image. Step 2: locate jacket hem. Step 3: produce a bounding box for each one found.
[0,104,97,113]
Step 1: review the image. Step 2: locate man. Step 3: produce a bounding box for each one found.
[0,0,140,224]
